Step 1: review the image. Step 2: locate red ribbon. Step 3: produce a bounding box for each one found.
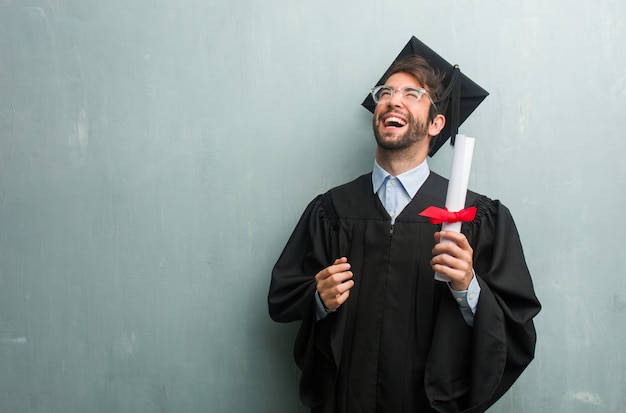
[419,206,477,224]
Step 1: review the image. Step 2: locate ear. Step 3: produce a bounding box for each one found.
[428,114,445,137]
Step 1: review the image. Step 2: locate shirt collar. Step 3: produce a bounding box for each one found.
[372,159,430,198]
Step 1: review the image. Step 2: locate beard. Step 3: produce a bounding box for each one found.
[373,110,430,151]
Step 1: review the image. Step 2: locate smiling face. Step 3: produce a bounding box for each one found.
[372,72,435,153]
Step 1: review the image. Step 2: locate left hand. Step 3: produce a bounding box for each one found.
[431,231,474,291]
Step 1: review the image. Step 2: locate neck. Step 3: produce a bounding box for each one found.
[375,146,428,176]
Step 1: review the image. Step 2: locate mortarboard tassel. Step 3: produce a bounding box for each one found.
[449,65,461,146]
[436,65,462,146]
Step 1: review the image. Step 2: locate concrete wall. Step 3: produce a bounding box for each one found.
[1,0,624,411]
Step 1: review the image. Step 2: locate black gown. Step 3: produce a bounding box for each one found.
[268,171,541,413]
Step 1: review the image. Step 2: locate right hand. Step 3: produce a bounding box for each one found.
[315,257,354,312]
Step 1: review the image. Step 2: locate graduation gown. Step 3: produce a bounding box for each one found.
[268,171,540,413]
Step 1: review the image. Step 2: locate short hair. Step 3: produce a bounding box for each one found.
[381,55,445,121]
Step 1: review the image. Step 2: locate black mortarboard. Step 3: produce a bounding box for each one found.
[362,36,489,156]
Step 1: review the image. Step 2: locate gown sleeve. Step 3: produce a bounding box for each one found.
[268,194,339,407]
[428,195,541,413]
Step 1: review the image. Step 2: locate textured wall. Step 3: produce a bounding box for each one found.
[0,0,624,411]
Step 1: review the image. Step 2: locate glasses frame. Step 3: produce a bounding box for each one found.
[369,85,436,108]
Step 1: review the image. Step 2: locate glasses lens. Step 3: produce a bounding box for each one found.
[402,88,423,103]
[373,87,392,103]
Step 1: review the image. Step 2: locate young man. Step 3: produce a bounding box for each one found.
[268,39,540,413]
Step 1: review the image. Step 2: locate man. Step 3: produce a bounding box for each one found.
[268,38,540,413]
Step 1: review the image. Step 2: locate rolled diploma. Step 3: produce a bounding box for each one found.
[435,134,475,282]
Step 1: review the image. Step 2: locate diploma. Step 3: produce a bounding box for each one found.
[435,134,475,282]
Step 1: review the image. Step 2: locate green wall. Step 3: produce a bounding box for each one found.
[1,0,625,411]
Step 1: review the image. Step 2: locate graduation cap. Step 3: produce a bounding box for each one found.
[362,36,489,156]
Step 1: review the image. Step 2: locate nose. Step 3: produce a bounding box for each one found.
[387,89,403,106]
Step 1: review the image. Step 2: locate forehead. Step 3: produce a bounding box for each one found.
[384,72,423,88]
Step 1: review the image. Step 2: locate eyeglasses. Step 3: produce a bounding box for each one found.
[369,86,435,106]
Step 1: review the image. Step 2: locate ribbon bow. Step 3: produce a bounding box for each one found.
[419,206,477,224]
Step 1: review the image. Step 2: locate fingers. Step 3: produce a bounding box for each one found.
[320,279,354,311]
[434,231,471,250]
[431,255,472,290]
[433,232,472,256]
[315,257,351,282]
[431,253,471,276]
[316,257,355,311]
[432,232,473,290]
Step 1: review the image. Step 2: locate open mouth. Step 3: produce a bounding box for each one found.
[380,113,408,129]
[384,116,407,128]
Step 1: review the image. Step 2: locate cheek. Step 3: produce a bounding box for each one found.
[406,111,418,126]
[372,109,384,127]
[373,106,384,120]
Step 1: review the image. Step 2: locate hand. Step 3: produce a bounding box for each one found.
[315,257,354,311]
[431,231,474,291]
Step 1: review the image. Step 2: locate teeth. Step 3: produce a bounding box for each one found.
[384,116,407,127]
